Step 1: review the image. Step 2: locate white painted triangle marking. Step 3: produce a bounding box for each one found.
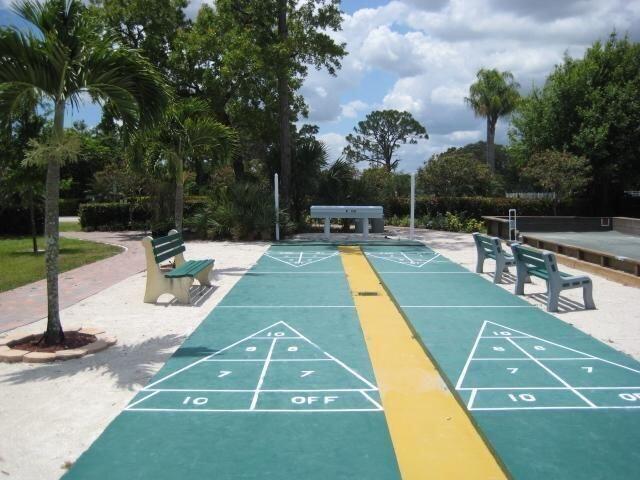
[263,251,339,268]
[365,251,441,268]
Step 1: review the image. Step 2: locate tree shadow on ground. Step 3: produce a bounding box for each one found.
[0,333,192,391]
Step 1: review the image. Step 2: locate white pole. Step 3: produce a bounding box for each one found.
[409,173,415,240]
[274,173,280,241]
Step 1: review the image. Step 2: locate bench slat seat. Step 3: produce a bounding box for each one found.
[472,232,516,284]
[511,244,595,312]
[165,259,214,278]
[141,229,214,304]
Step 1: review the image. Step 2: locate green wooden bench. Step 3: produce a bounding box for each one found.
[141,229,214,304]
[472,232,516,284]
[511,244,595,312]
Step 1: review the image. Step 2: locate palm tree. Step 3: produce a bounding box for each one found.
[0,0,169,345]
[465,69,520,171]
[144,98,237,232]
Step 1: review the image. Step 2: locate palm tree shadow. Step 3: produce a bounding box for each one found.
[0,334,210,391]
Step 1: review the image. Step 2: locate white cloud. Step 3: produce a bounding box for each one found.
[340,100,368,119]
[317,132,348,161]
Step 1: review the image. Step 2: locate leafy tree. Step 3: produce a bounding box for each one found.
[466,69,520,171]
[509,34,640,212]
[417,149,502,197]
[172,1,346,206]
[343,110,428,172]
[133,99,237,231]
[522,150,592,215]
[0,95,46,252]
[0,0,168,345]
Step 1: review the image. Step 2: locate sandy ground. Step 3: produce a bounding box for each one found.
[0,241,269,480]
[1,229,639,479]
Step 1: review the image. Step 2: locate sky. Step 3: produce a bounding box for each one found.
[1,0,639,172]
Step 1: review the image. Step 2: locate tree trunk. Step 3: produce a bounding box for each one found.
[486,118,496,171]
[28,187,38,254]
[175,151,184,232]
[43,99,65,346]
[278,0,291,208]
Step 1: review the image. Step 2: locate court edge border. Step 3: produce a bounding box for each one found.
[361,245,515,480]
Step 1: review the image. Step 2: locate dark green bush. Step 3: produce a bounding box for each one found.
[0,205,44,235]
[385,196,588,219]
[59,198,81,216]
[79,203,130,230]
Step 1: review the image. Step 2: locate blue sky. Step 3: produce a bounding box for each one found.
[2,0,639,171]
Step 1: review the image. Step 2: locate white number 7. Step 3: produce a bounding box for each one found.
[507,368,518,374]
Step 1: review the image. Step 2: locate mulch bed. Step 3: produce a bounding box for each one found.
[10,332,97,353]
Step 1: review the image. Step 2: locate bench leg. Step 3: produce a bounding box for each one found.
[583,282,596,309]
[172,277,194,304]
[324,218,330,240]
[475,255,484,274]
[195,264,213,287]
[494,258,506,284]
[144,275,169,303]
[514,264,527,295]
[547,282,560,312]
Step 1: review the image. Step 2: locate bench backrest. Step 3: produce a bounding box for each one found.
[151,232,185,264]
[472,232,505,257]
[511,244,558,278]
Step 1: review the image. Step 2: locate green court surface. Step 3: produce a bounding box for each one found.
[64,244,401,479]
[524,230,640,261]
[364,245,640,480]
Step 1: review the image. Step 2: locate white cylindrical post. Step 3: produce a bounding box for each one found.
[409,173,415,240]
[274,173,280,241]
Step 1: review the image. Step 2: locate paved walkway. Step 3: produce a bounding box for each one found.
[0,231,146,333]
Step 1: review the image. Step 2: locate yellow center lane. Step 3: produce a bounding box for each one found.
[339,246,507,480]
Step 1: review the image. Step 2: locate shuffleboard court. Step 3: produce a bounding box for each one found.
[365,243,640,479]
[64,244,402,479]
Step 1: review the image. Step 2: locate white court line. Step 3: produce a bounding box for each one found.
[143,321,290,390]
[467,389,478,409]
[507,337,596,407]
[249,271,345,274]
[470,406,640,411]
[214,305,356,310]
[377,272,474,274]
[125,408,384,413]
[405,305,538,309]
[486,321,640,374]
[125,391,159,409]
[459,386,640,391]
[144,388,379,392]
[297,252,303,265]
[283,323,378,390]
[471,358,591,361]
[250,338,277,410]
[263,252,338,268]
[456,321,486,389]
[203,358,334,362]
[360,390,384,410]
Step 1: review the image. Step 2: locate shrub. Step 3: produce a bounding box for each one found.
[0,204,45,235]
[59,198,81,216]
[79,203,130,230]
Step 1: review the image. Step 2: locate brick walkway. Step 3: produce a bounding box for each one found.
[0,231,146,333]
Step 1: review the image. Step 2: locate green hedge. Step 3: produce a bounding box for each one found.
[59,198,81,216]
[0,205,44,235]
[79,197,209,231]
[384,196,588,219]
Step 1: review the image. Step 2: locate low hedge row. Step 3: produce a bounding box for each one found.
[79,197,209,230]
[384,196,588,219]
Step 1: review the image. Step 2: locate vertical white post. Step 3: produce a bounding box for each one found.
[274,173,280,241]
[409,173,415,240]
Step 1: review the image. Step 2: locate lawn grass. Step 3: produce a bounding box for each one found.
[0,235,122,293]
[59,221,82,232]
